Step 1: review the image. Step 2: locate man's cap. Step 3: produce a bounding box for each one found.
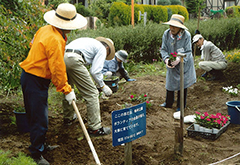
[192,34,203,44]
[116,50,128,63]
[44,3,87,30]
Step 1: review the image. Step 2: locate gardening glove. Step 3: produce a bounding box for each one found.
[171,57,180,66]
[165,58,174,68]
[105,71,112,79]
[127,79,136,82]
[102,85,112,96]
[65,89,76,105]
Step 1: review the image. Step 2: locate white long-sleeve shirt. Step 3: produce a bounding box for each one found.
[65,37,107,87]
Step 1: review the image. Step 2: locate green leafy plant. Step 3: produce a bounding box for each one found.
[129,93,152,109]
[0,150,37,165]
[195,111,230,129]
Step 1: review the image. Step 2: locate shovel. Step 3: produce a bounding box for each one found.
[72,100,101,165]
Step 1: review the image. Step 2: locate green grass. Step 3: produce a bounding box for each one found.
[0,150,37,165]
[125,60,167,78]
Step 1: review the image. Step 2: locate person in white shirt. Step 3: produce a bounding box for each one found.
[63,37,115,136]
[192,34,227,81]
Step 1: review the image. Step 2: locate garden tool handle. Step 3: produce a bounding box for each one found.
[235,106,240,112]
[72,101,101,165]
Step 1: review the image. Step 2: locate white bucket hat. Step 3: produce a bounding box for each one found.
[96,37,115,60]
[44,3,87,30]
[162,14,188,30]
[116,50,128,63]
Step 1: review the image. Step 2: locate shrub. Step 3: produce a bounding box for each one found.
[109,2,131,26]
[89,0,113,24]
[47,0,69,9]
[75,3,94,17]
[157,0,171,5]
[151,5,168,23]
[170,0,181,5]
[225,6,240,18]
[0,0,50,93]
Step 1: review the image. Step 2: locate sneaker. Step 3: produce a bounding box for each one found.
[160,102,172,108]
[88,127,111,137]
[44,144,59,152]
[64,114,77,125]
[33,155,49,165]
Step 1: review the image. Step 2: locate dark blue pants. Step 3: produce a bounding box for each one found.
[21,70,50,158]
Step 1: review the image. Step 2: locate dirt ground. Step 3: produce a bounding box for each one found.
[1,69,240,165]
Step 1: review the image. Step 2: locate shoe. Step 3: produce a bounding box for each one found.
[33,155,49,165]
[201,72,208,78]
[64,114,77,125]
[88,127,111,137]
[44,144,59,152]
[160,102,172,108]
[207,76,217,81]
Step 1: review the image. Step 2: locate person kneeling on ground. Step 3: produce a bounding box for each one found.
[63,37,115,137]
[102,50,136,82]
[192,34,227,81]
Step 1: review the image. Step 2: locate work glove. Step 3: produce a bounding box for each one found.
[102,85,112,96]
[105,71,112,79]
[165,58,174,68]
[127,79,136,82]
[65,89,76,105]
[171,57,180,66]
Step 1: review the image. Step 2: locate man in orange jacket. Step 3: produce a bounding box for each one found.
[19,3,87,165]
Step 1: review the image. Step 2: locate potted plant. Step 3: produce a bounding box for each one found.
[13,104,30,133]
[194,111,230,133]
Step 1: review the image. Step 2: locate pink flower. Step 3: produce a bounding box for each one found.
[195,111,201,115]
[200,116,205,119]
[206,118,211,122]
[204,112,209,116]
[146,101,149,104]
[130,95,134,99]
[144,94,147,97]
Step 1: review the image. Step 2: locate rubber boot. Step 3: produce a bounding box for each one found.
[176,88,187,111]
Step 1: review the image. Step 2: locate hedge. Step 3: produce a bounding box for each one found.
[109,3,188,26]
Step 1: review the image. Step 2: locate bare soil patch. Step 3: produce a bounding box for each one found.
[1,70,240,165]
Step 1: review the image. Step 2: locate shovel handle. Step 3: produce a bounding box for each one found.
[72,101,101,165]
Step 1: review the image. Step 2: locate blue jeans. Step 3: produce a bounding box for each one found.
[21,70,50,157]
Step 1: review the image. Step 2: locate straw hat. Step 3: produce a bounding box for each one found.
[44,3,87,30]
[96,37,115,60]
[162,14,188,30]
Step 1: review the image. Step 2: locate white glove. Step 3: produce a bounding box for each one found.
[65,89,76,105]
[105,71,112,79]
[171,57,180,66]
[102,85,112,96]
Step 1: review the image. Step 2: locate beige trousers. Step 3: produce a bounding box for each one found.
[199,61,227,72]
[63,52,101,130]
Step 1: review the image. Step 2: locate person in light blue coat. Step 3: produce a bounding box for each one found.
[160,14,196,112]
[102,50,136,82]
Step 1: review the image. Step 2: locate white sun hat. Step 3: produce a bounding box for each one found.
[44,3,87,30]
